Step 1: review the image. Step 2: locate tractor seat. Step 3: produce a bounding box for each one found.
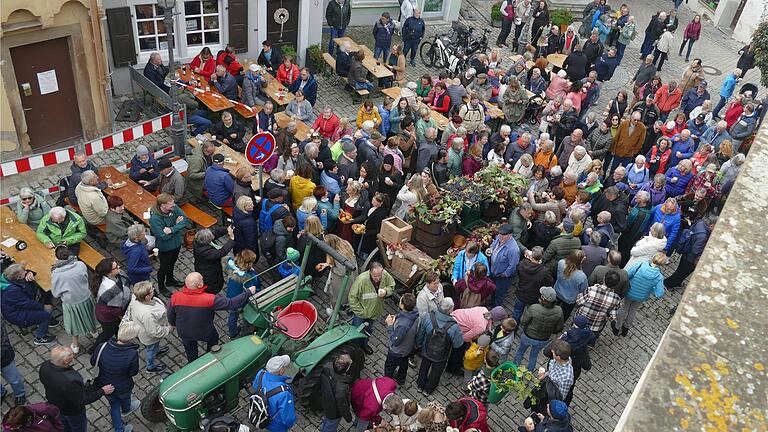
[275,300,318,340]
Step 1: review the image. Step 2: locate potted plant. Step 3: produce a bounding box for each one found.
[752,21,768,89]
[305,44,325,74]
[474,165,529,222]
[491,2,503,28]
[488,362,541,404]
[280,44,297,61]
[550,8,574,33]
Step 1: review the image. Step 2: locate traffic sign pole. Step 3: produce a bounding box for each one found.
[245,132,276,202]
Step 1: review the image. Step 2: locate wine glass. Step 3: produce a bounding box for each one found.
[136,189,144,196]
[104,172,112,181]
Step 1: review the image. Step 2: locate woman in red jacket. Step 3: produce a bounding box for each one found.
[276,56,300,86]
[311,107,340,139]
[646,137,672,174]
[679,15,701,62]
[190,47,215,80]
[428,81,451,114]
[216,45,244,84]
[446,397,490,432]
[462,143,484,177]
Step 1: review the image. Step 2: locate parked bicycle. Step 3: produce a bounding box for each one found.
[419,25,491,78]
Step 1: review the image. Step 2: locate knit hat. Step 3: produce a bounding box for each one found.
[573,315,588,329]
[549,400,568,419]
[406,81,418,91]
[540,286,557,302]
[157,158,172,170]
[477,334,491,347]
[489,306,507,321]
[136,144,149,156]
[212,153,225,164]
[383,154,395,165]
[562,218,575,233]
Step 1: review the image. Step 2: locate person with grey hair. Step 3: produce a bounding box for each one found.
[565,145,592,178]
[90,322,140,432]
[251,355,297,431]
[39,345,114,431]
[299,141,322,183]
[285,89,316,124]
[73,170,108,226]
[123,281,172,373]
[416,296,463,395]
[1,263,58,345]
[624,222,667,269]
[36,206,86,255]
[51,246,95,355]
[15,187,50,229]
[143,51,169,93]
[212,110,246,152]
[335,41,353,77]
[68,152,108,206]
[416,127,439,172]
[718,153,745,190]
[129,144,159,187]
[415,107,437,144]
[581,230,608,278]
[210,64,238,100]
[193,226,236,295]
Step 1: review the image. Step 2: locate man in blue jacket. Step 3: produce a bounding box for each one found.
[252,355,297,432]
[416,298,464,396]
[1,264,58,345]
[401,9,425,67]
[204,154,235,207]
[486,224,521,307]
[288,68,318,106]
[91,323,140,432]
[372,12,395,62]
[210,65,239,101]
[667,130,695,168]
[680,81,710,117]
[384,293,419,385]
[713,68,741,117]
[700,120,732,152]
[664,215,717,290]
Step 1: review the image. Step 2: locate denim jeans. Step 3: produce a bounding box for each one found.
[182,329,219,363]
[34,312,52,339]
[403,39,420,62]
[679,38,695,60]
[107,392,133,432]
[512,298,527,324]
[1,360,25,398]
[713,96,728,117]
[227,307,243,338]
[373,45,390,63]
[321,416,342,432]
[616,42,627,63]
[329,27,346,54]
[145,342,160,369]
[62,410,88,432]
[351,315,375,349]
[493,275,515,307]
[513,332,550,372]
[354,81,374,91]
[188,113,212,136]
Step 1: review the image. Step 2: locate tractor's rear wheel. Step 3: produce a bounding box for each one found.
[298,342,365,411]
[141,385,167,423]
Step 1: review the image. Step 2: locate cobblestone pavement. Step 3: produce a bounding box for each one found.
[0,0,763,430]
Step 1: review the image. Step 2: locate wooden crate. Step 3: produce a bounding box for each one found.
[380,217,413,244]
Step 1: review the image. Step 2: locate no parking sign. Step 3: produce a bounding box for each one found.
[245,132,276,166]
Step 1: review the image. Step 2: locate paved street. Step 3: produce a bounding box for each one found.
[1,0,763,430]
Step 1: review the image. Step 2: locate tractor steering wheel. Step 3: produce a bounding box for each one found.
[262,308,290,333]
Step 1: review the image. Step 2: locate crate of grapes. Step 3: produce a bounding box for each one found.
[487,361,540,404]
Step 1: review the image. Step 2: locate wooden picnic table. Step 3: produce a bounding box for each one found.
[546,53,567,69]
[188,135,266,191]
[335,38,393,79]
[0,206,57,290]
[241,59,295,107]
[381,87,402,100]
[333,37,361,52]
[98,166,156,225]
[275,112,310,142]
[177,67,256,118]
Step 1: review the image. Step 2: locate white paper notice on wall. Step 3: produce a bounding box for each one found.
[37,69,59,95]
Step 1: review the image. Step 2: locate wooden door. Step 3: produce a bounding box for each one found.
[266,0,299,54]
[10,37,83,151]
[730,0,747,30]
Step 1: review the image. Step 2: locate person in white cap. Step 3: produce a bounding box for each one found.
[252,355,296,432]
[243,63,268,107]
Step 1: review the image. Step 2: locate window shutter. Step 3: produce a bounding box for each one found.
[228,0,248,53]
[106,7,137,67]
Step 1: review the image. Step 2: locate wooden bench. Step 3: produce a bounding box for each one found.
[78,241,106,269]
[180,203,217,229]
[322,53,341,85]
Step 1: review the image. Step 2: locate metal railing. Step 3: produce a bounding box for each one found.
[128,67,187,145]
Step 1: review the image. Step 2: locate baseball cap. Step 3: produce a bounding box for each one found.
[696,113,706,121]
[540,286,557,302]
[265,355,291,373]
[698,80,708,87]
[212,153,225,164]
[549,400,568,419]
[157,158,172,170]
[498,224,513,235]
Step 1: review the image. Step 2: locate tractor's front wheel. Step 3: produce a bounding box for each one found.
[141,384,167,423]
[298,342,366,411]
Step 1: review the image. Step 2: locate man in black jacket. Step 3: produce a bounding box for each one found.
[590,186,628,233]
[582,31,604,69]
[143,52,169,93]
[319,354,354,431]
[325,0,352,54]
[563,44,588,82]
[401,9,426,67]
[39,345,114,432]
[193,226,236,294]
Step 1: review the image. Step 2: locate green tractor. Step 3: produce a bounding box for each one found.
[140,234,367,430]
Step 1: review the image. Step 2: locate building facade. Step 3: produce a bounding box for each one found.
[0,0,112,157]
[686,0,767,43]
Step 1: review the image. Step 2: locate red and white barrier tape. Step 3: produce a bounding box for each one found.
[0,113,173,177]
[0,145,176,206]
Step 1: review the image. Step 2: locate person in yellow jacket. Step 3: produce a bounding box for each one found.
[463,334,491,381]
[288,164,316,210]
[356,100,382,129]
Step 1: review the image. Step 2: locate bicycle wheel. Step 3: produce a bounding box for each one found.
[420,41,437,67]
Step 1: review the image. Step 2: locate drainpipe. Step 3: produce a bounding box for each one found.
[89,0,115,133]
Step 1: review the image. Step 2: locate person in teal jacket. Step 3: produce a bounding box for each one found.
[149,193,189,295]
[611,252,666,336]
[451,242,489,285]
[713,68,742,117]
[36,207,86,255]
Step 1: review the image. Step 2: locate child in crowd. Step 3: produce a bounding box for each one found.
[463,334,491,381]
[490,318,518,362]
[388,398,421,430]
[467,349,501,404]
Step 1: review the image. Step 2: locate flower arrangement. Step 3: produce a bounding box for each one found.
[473,165,530,205]
[412,198,464,225]
[490,364,541,403]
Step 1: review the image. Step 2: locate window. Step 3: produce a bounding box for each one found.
[184,0,221,47]
[423,0,445,13]
[134,4,170,52]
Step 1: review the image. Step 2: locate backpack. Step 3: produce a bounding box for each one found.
[424,312,456,362]
[248,371,289,429]
[259,199,281,232]
[675,227,695,255]
[259,229,277,261]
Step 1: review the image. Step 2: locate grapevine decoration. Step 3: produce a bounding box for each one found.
[491,364,541,403]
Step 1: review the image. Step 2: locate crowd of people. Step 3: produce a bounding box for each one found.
[1,0,761,431]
